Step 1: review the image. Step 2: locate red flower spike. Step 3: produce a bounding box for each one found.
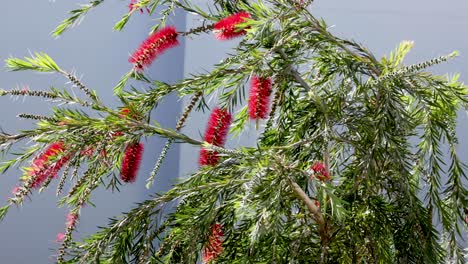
[66,213,78,228]
[248,76,272,120]
[311,161,331,181]
[213,11,251,40]
[202,224,224,263]
[129,26,179,70]
[199,108,232,166]
[28,142,70,188]
[56,233,66,242]
[120,143,144,183]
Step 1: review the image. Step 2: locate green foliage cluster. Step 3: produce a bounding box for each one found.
[0,0,467,263]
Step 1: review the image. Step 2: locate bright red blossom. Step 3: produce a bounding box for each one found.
[311,161,330,181]
[120,143,144,183]
[213,12,251,40]
[28,142,70,188]
[199,108,232,166]
[129,26,179,70]
[248,76,272,119]
[202,223,224,263]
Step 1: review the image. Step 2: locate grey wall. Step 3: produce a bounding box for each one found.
[0,1,185,263]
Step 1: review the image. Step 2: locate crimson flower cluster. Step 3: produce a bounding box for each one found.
[129,26,179,70]
[248,76,272,120]
[129,11,251,70]
[120,142,144,183]
[56,213,79,242]
[311,161,330,181]
[65,213,78,227]
[202,223,224,263]
[27,142,69,188]
[199,108,232,166]
[213,11,251,40]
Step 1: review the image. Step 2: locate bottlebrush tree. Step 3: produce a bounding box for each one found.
[0,0,467,263]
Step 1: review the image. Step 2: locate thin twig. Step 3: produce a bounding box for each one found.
[146,91,203,188]
[61,70,99,103]
[179,23,214,37]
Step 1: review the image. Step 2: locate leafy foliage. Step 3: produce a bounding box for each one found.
[52,0,105,37]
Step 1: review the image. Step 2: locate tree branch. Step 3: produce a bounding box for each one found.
[289,179,330,259]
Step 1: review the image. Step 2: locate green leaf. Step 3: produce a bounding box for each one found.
[52,0,105,37]
[230,105,249,137]
[114,71,132,94]
[388,40,414,67]
[0,204,11,222]
[5,52,61,72]
[114,14,131,31]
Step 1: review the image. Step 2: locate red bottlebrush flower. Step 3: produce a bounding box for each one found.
[120,142,144,183]
[248,76,272,119]
[213,11,251,40]
[28,142,70,188]
[66,213,78,228]
[199,108,232,166]
[120,107,131,117]
[129,26,179,70]
[56,233,66,242]
[311,161,331,181]
[202,224,224,263]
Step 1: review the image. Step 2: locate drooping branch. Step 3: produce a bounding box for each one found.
[180,23,214,36]
[0,131,38,146]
